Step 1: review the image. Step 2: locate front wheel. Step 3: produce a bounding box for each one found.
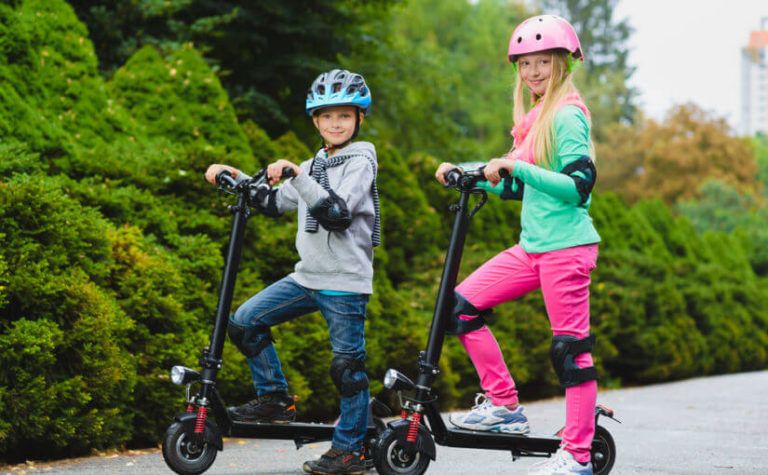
[162,421,217,475]
[591,425,616,475]
[373,428,430,475]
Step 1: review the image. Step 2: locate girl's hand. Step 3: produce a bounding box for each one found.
[435,162,460,186]
[484,158,514,186]
[267,159,301,186]
[205,164,240,185]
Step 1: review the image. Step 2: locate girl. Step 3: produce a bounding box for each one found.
[205,69,380,475]
[435,15,600,475]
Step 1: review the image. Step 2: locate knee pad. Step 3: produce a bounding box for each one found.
[445,292,488,335]
[329,355,369,397]
[227,319,274,358]
[550,334,598,387]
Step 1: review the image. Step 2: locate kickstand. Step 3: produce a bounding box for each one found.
[294,437,313,450]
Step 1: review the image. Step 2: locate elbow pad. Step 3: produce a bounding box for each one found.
[251,189,282,218]
[499,176,525,201]
[309,189,352,231]
[560,156,597,205]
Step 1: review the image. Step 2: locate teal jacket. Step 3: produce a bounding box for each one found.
[511,105,601,253]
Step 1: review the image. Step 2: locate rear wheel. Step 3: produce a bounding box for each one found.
[162,421,217,475]
[591,425,616,474]
[373,428,430,475]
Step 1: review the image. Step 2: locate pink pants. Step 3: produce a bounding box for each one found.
[455,244,598,463]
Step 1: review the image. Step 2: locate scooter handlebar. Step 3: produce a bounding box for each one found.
[444,168,463,187]
[216,170,237,188]
[281,167,295,179]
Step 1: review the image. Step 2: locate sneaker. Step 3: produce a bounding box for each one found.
[302,447,366,475]
[227,392,296,423]
[449,393,530,434]
[528,448,593,475]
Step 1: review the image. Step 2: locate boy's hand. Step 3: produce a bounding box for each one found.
[267,159,301,186]
[435,162,459,186]
[484,158,514,186]
[205,164,240,185]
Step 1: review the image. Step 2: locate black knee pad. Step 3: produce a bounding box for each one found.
[445,292,488,335]
[329,355,369,398]
[550,334,598,387]
[227,320,274,358]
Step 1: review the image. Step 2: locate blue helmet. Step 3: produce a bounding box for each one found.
[306,69,372,116]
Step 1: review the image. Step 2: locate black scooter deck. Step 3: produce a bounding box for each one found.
[228,420,379,443]
[439,427,560,453]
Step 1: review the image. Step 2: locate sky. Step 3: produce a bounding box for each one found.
[614,0,767,131]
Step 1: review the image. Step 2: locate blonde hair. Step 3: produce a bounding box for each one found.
[512,51,594,170]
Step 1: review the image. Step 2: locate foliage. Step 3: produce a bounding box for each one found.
[341,0,529,161]
[597,104,760,204]
[69,0,400,133]
[0,176,136,457]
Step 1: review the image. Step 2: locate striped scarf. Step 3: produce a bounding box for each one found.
[305,151,381,247]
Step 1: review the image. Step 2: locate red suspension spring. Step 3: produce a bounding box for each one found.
[186,404,195,413]
[406,412,422,443]
[194,406,208,434]
[401,409,409,420]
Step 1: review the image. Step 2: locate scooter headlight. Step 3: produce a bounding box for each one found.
[383,369,416,391]
[170,365,200,385]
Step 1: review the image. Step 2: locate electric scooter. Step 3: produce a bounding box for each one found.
[161,169,388,475]
[373,166,619,475]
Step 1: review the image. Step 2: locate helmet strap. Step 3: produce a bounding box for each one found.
[567,54,582,73]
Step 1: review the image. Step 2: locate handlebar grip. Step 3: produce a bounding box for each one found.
[281,167,295,179]
[444,168,462,187]
[216,170,237,188]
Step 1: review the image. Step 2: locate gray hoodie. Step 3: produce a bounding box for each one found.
[263,141,378,294]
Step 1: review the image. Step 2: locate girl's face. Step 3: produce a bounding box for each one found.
[518,52,552,97]
[312,106,363,146]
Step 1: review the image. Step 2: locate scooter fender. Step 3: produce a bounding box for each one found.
[174,412,224,451]
[386,419,436,460]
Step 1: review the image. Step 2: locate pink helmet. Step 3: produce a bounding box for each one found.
[507,15,583,63]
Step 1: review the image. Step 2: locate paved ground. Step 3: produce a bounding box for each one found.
[3,370,767,474]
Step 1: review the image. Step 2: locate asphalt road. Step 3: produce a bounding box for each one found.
[3,370,767,474]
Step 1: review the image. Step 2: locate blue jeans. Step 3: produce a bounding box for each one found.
[230,276,370,452]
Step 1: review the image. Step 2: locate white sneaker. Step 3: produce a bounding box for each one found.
[449,394,530,434]
[528,448,593,475]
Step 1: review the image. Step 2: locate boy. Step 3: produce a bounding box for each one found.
[204,69,378,475]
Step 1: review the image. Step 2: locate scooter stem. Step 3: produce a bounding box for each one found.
[205,193,250,377]
[417,190,472,391]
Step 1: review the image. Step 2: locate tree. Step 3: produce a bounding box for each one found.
[69,0,399,135]
[597,104,760,205]
[341,0,530,160]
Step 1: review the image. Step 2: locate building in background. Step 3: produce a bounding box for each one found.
[741,18,768,136]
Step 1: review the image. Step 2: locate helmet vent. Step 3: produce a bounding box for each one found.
[517,36,522,43]
[536,33,542,40]
[348,86,357,94]
[317,85,325,95]
[332,82,342,93]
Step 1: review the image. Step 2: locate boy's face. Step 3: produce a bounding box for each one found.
[312,106,364,146]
